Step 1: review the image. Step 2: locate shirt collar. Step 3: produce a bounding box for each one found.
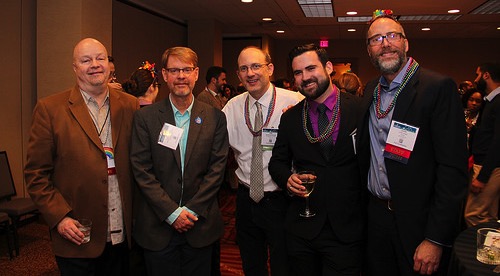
[206,87,218,97]
[248,83,274,109]
[485,86,500,102]
[80,89,109,105]
[169,95,194,116]
[379,58,412,90]
[308,85,339,113]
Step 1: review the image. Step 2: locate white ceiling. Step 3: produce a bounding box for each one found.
[122,0,500,40]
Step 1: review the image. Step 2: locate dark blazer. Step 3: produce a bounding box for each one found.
[359,68,469,262]
[25,85,139,258]
[130,98,229,250]
[269,92,366,243]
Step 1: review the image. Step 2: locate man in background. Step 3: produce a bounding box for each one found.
[464,62,500,226]
[25,38,139,275]
[197,66,227,110]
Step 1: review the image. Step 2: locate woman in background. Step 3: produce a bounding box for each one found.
[122,61,159,108]
[337,72,363,97]
[462,87,485,151]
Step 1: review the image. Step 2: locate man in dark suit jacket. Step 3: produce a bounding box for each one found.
[130,46,229,276]
[25,38,139,275]
[361,13,468,275]
[464,62,500,226]
[269,44,365,275]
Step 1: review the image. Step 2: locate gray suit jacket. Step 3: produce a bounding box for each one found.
[130,98,229,250]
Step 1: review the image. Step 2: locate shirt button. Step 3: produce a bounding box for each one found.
[379,166,383,171]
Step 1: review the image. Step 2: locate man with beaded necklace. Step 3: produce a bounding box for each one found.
[359,10,468,275]
[269,44,365,275]
[222,46,303,276]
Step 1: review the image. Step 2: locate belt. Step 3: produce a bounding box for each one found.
[371,194,394,211]
[238,182,282,196]
[107,167,117,175]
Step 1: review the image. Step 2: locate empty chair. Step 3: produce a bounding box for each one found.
[0,151,38,256]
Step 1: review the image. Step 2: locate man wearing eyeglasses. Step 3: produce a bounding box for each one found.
[222,46,303,276]
[359,12,468,275]
[130,46,229,275]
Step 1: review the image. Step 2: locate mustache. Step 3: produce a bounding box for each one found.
[301,78,317,87]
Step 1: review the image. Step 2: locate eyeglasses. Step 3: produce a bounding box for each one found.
[165,67,196,76]
[238,63,269,73]
[367,32,405,46]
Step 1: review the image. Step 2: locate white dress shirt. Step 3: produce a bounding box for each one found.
[222,84,303,192]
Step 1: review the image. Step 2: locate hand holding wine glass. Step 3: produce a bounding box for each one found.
[287,171,317,217]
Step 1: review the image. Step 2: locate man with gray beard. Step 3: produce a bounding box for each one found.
[359,11,468,275]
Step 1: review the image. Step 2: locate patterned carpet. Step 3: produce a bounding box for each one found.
[0,189,243,276]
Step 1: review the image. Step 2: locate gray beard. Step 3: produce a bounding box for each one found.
[374,55,405,75]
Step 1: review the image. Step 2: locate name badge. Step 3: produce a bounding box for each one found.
[104,147,115,168]
[158,123,184,150]
[261,128,278,151]
[383,120,419,164]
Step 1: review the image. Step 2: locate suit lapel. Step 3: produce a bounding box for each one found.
[392,69,420,121]
[158,99,182,170]
[68,86,103,152]
[109,90,123,148]
[184,101,205,168]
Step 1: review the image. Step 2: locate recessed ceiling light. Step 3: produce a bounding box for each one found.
[347,28,356,32]
[497,27,500,30]
[241,0,253,3]
[421,27,431,31]
[346,11,357,15]
[448,9,460,14]
[262,17,272,21]
[277,30,285,33]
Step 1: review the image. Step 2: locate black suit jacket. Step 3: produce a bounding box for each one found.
[269,92,366,243]
[130,98,229,250]
[359,68,469,262]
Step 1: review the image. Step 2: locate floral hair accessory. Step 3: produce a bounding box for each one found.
[139,61,158,79]
[372,9,394,19]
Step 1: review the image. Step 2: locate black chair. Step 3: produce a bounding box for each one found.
[0,211,14,259]
[0,151,38,257]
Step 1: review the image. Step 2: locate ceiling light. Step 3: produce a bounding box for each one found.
[277,30,285,33]
[421,28,431,31]
[346,11,357,15]
[347,29,356,32]
[497,27,500,30]
[448,9,460,14]
[241,0,253,3]
[262,17,272,21]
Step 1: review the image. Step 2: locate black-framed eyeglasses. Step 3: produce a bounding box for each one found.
[238,63,269,73]
[367,32,405,46]
[165,67,196,76]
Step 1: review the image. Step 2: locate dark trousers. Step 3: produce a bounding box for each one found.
[143,231,212,276]
[236,184,289,276]
[287,223,362,276]
[366,196,451,276]
[55,241,129,276]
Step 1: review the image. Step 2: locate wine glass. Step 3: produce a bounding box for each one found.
[298,171,316,217]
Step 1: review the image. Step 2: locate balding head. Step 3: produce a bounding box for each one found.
[72,38,110,94]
